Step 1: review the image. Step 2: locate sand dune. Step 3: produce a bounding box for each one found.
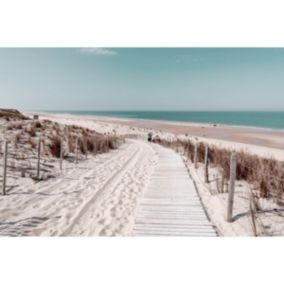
[1,112,283,237]
[33,112,284,160]
[0,139,157,236]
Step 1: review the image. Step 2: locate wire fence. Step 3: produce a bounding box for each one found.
[0,129,124,196]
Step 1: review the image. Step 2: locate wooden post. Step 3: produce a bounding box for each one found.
[204,146,209,183]
[60,139,63,170]
[66,130,70,152]
[186,142,190,157]
[2,141,8,195]
[75,136,78,164]
[106,136,109,151]
[37,137,41,179]
[227,152,237,222]
[194,144,198,169]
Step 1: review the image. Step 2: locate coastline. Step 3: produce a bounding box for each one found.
[24,111,284,161]
[28,110,284,132]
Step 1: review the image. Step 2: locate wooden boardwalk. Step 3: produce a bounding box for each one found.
[133,144,217,237]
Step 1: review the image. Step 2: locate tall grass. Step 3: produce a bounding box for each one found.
[50,124,121,158]
[4,119,122,160]
[154,138,284,203]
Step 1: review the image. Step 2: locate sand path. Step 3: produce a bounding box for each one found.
[0,138,216,237]
[133,143,217,236]
[0,139,157,236]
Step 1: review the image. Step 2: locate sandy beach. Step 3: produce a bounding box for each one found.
[0,110,283,236]
[35,112,284,236]
[31,112,284,161]
[37,113,284,148]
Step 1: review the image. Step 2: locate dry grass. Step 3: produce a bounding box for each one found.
[14,132,22,148]
[34,121,42,129]
[50,135,62,158]
[155,138,284,203]
[3,118,122,162]
[29,137,36,149]
[26,127,36,137]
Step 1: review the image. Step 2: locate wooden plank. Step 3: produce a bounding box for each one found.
[133,144,216,237]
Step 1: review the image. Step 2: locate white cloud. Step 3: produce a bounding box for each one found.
[80,48,117,56]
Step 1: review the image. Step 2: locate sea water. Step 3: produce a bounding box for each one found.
[42,111,284,130]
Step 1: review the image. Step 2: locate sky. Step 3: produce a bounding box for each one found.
[1,48,284,111]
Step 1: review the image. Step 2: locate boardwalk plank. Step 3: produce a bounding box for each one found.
[133,144,216,237]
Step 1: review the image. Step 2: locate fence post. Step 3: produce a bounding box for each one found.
[227,152,237,222]
[204,146,209,183]
[186,142,190,157]
[75,136,79,164]
[2,140,9,195]
[194,144,198,169]
[60,139,63,170]
[93,136,96,154]
[66,131,70,152]
[36,137,41,179]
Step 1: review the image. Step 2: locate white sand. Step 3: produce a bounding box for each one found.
[1,112,282,236]
[31,112,284,161]
[184,158,284,236]
[0,139,157,236]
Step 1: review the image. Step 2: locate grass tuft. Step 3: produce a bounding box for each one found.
[155,138,284,203]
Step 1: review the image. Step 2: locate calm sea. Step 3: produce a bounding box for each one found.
[44,111,284,130]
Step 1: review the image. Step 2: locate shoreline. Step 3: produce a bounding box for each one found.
[26,111,284,152]
[26,110,284,132]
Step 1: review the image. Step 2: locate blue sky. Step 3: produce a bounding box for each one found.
[1,48,284,111]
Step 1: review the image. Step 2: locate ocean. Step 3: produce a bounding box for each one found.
[43,111,284,130]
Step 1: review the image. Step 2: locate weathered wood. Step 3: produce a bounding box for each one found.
[66,130,70,152]
[2,141,9,195]
[60,139,63,170]
[75,136,79,164]
[186,142,190,157]
[194,143,198,169]
[227,152,237,222]
[133,144,216,236]
[106,136,109,151]
[204,146,209,183]
[93,136,96,154]
[36,137,41,179]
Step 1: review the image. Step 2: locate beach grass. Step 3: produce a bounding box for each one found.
[154,138,284,204]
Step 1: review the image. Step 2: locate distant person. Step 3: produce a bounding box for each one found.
[148,132,153,142]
